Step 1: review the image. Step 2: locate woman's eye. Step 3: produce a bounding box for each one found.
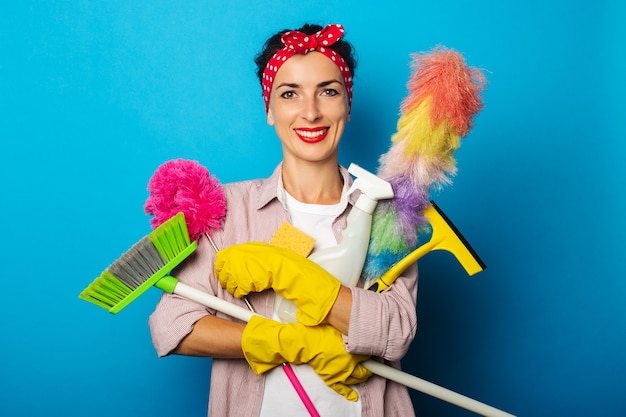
[280,91,296,99]
[321,88,339,96]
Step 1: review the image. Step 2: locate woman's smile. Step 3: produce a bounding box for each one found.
[294,127,329,143]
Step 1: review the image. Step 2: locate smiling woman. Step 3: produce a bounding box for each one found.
[147,23,419,417]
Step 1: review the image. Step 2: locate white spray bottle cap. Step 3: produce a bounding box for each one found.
[347,163,394,214]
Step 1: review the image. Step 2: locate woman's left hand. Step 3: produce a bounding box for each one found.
[242,315,372,401]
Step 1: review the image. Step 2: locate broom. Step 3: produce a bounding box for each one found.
[79,212,253,320]
[79,211,514,417]
[79,213,196,313]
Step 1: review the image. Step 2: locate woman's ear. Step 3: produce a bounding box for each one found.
[267,110,275,126]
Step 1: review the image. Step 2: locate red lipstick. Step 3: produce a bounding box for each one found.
[295,127,329,144]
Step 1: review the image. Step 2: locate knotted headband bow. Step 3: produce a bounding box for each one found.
[262,24,353,113]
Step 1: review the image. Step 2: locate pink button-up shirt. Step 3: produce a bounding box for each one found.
[148,164,418,417]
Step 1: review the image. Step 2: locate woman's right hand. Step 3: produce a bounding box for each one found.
[215,242,342,325]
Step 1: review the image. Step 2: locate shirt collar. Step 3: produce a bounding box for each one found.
[256,163,360,211]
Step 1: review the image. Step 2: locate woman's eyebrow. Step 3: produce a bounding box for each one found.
[317,79,342,88]
[275,79,342,90]
[275,82,301,89]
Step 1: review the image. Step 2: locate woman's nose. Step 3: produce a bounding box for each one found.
[301,96,321,121]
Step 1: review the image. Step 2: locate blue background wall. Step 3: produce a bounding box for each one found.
[2,1,625,416]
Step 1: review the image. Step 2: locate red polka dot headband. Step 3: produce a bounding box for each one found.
[262,24,353,113]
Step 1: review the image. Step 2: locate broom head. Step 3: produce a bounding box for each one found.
[79,212,197,314]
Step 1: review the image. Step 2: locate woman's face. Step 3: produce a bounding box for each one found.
[267,51,350,164]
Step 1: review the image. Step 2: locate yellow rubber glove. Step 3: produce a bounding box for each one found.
[215,242,342,326]
[242,315,372,401]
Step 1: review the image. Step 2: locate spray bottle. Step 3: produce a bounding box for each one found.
[277,163,394,323]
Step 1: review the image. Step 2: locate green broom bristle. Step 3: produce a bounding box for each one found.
[79,212,197,314]
[149,214,191,262]
[79,271,133,310]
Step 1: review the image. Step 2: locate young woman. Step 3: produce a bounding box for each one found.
[149,23,418,417]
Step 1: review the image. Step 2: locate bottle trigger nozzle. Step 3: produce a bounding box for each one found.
[347,163,393,214]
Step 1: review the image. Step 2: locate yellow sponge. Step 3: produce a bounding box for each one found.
[269,222,316,257]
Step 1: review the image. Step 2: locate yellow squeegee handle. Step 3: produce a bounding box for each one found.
[367,202,486,293]
[366,209,439,293]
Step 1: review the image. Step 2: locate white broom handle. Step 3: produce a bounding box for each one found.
[173,281,257,323]
[362,360,514,417]
[172,281,514,417]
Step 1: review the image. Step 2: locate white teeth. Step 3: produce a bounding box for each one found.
[296,129,326,138]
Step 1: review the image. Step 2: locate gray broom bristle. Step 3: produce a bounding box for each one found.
[108,236,166,290]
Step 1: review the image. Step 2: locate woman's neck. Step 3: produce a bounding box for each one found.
[281,158,343,205]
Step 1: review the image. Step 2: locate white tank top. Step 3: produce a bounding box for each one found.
[259,191,361,417]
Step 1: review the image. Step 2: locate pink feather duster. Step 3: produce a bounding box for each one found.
[144,159,227,242]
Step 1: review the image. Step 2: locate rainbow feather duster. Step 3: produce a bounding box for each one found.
[362,47,486,282]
